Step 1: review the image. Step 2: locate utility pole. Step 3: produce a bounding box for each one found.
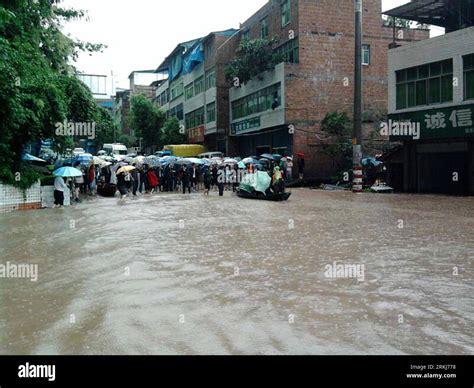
[353,0,363,193]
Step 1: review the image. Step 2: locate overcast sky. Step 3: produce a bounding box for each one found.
[61,0,444,93]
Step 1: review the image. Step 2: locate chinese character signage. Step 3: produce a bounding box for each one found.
[187,126,204,143]
[388,104,474,140]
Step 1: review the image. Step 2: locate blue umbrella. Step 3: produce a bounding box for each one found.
[53,167,83,178]
[22,153,46,163]
[74,153,93,166]
[362,157,382,167]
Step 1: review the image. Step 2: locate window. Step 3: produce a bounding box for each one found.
[168,103,184,120]
[206,102,216,123]
[242,29,250,41]
[185,107,205,129]
[170,82,183,100]
[274,38,299,64]
[281,0,291,27]
[194,76,204,95]
[362,44,370,65]
[206,68,216,90]
[261,16,269,39]
[231,83,281,120]
[464,53,474,100]
[395,59,453,110]
[185,83,194,100]
[158,90,169,106]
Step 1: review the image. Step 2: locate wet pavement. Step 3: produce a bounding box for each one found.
[0,189,473,355]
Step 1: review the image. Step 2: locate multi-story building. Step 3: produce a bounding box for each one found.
[155,30,239,152]
[152,0,428,178]
[114,70,163,140]
[384,0,474,195]
[227,0,428,179]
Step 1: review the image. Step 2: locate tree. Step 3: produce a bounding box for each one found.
[225,38,285,85]
[320,112,353,178]
[0,0,105,188]
[129,94,165,148]
[160,116,186,145]
[383,16,412,28]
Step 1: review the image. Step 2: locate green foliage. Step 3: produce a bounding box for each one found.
[0,164,41,191]
[129,95,165,148]
[160,116,186,145]
[0,0,107,188]
[225,38,285,85]
[321,112,353,177]
[383,16,412,28]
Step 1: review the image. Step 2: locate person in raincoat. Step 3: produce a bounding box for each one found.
[147,167,159,194]
[272,166,284,194]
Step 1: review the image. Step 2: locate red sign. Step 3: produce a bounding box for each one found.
[188,126,205,143]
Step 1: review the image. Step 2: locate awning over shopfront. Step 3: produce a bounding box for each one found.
[384,0,474,32]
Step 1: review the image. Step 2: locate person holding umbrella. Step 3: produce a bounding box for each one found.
[116,165,135,200]
[53,175,68,208]
[53,166,82,208]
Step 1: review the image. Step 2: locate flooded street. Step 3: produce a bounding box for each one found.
[0,189,473,355]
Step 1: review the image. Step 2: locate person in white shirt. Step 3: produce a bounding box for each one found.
[53,176,67,208]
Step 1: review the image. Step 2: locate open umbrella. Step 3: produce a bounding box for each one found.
[224,158,238,165]
[93,156,107,166]
[116,166,136,175]
[186,157,205,165]
[242,157,259,164]
[53,167,83,178]
[144,156,160,167]
[175,159,192,166]
[74,153,93,166]
[133,156,146,165]
[237,161,246,169]
[272,154,283,161]
[111,162,129,172]
[259,153,275,161]
[22,153,47,163]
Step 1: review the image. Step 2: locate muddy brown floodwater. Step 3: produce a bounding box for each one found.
[0,189,472,355]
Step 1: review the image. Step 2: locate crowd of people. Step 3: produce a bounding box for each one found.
[52,154,303,207]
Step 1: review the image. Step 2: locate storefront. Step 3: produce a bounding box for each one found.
[231,125,293,158]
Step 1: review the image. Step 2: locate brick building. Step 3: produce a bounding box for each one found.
[152,0,428,179]
[228,0,428,179]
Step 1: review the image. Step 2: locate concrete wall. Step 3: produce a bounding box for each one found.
[229,62,286,134]
[388,27,474,114]
[0,182,71,213]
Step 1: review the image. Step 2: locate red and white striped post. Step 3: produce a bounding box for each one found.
[353,165,363,193]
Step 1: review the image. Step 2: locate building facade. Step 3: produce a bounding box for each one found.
[386,26,474,195]
[155,30,239,152]
[153,0,428,178]
[226,0,428,178]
